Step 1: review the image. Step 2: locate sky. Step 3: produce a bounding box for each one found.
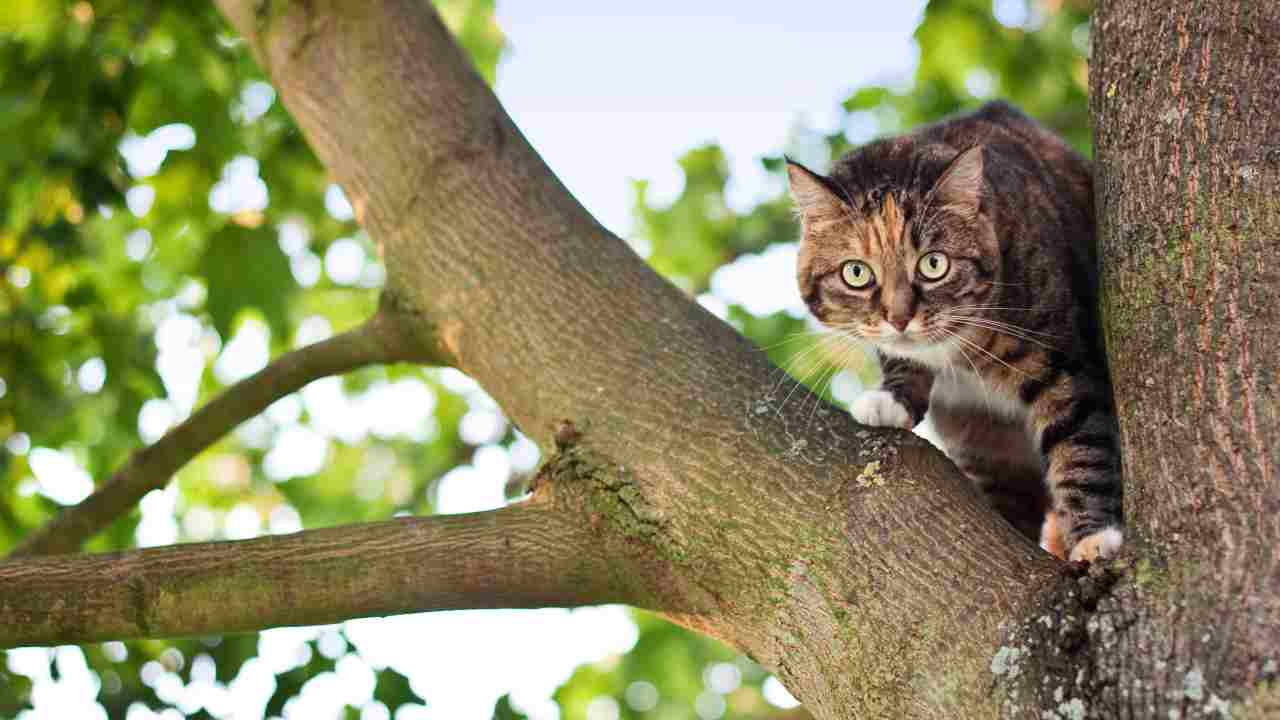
[14,4,928,720]
[494,2,925,236]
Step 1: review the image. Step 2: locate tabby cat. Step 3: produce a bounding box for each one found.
[787,100,1122,561]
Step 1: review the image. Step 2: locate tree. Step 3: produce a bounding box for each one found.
[2,1,1276,719]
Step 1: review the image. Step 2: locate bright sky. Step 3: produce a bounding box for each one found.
[495,1,925,236]
[12,4,926,720]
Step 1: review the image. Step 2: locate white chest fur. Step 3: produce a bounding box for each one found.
[877,337,1029,421]
[928,369,1028,421]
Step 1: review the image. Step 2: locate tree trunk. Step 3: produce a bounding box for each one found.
[2,0,1277,717]
[1052,0,1280,717]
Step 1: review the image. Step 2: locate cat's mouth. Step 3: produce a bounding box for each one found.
[882,334,920,348]
[862,331,920,352]
[857,322,942,350]
[873,326,948,352]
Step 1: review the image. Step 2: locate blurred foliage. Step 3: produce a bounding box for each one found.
[0,0,1089,718]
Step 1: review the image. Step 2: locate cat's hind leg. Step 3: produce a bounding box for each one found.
[927,403,1051,546]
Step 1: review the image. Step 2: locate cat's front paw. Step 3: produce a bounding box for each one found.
[1068,527,1124,562]
[850,390,914,429]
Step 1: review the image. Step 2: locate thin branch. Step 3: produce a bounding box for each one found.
[11,302,445,558]
[0,501,629,648]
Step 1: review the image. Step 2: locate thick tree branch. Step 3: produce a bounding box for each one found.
[11,302,443,558]
[0,501,627,648]
[199,2,1062,717]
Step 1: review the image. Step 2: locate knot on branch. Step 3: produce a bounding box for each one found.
[553,419,582,451]
[261,0,322,43]
[374,290,457,366]
[532,420,670,550]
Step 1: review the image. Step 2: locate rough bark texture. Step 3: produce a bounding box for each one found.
[2,0,1277,717]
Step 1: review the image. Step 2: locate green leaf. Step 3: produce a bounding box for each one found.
[492,694,530,720]
[198,224,294,337]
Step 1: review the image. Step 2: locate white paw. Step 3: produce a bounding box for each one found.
[850,390,914,429]
[1068,527,1124,562]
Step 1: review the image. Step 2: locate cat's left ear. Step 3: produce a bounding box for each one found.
[930,146,985,219]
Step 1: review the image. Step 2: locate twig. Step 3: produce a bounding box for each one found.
[10,303,440,557]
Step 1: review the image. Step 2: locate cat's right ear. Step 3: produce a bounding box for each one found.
[929,145,985,219]
[786,158,848,230]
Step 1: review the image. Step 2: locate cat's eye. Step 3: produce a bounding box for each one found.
[917,251,950,280]
[840,260,875,289]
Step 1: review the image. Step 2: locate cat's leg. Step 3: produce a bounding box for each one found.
[927,401,1050,544]
[1039,510,1067,560]
[1020,370,1125,562]
[850,355,932,429]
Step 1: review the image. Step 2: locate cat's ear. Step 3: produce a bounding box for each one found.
[930,146,985,219]
[786,158,848,229]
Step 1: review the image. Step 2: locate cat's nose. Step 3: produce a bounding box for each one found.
[888,317,911,332]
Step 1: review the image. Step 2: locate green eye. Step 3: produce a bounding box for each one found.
[840,260,875,289]
[917,251,950,280]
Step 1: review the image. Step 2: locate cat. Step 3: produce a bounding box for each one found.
[786,100,1122,562]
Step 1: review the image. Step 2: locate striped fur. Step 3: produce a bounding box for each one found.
[787,101,1123,561]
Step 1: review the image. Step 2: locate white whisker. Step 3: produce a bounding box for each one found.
[769,325,866,418]
[935,327,993,414]
[939,317,1062,351]
[943,328,1033,381]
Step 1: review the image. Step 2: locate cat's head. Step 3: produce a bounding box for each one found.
[787,143,999,362]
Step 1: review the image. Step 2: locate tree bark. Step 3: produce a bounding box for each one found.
[1049,1,1280,717]
[2,0,1277,717]
[0,504,628,647]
